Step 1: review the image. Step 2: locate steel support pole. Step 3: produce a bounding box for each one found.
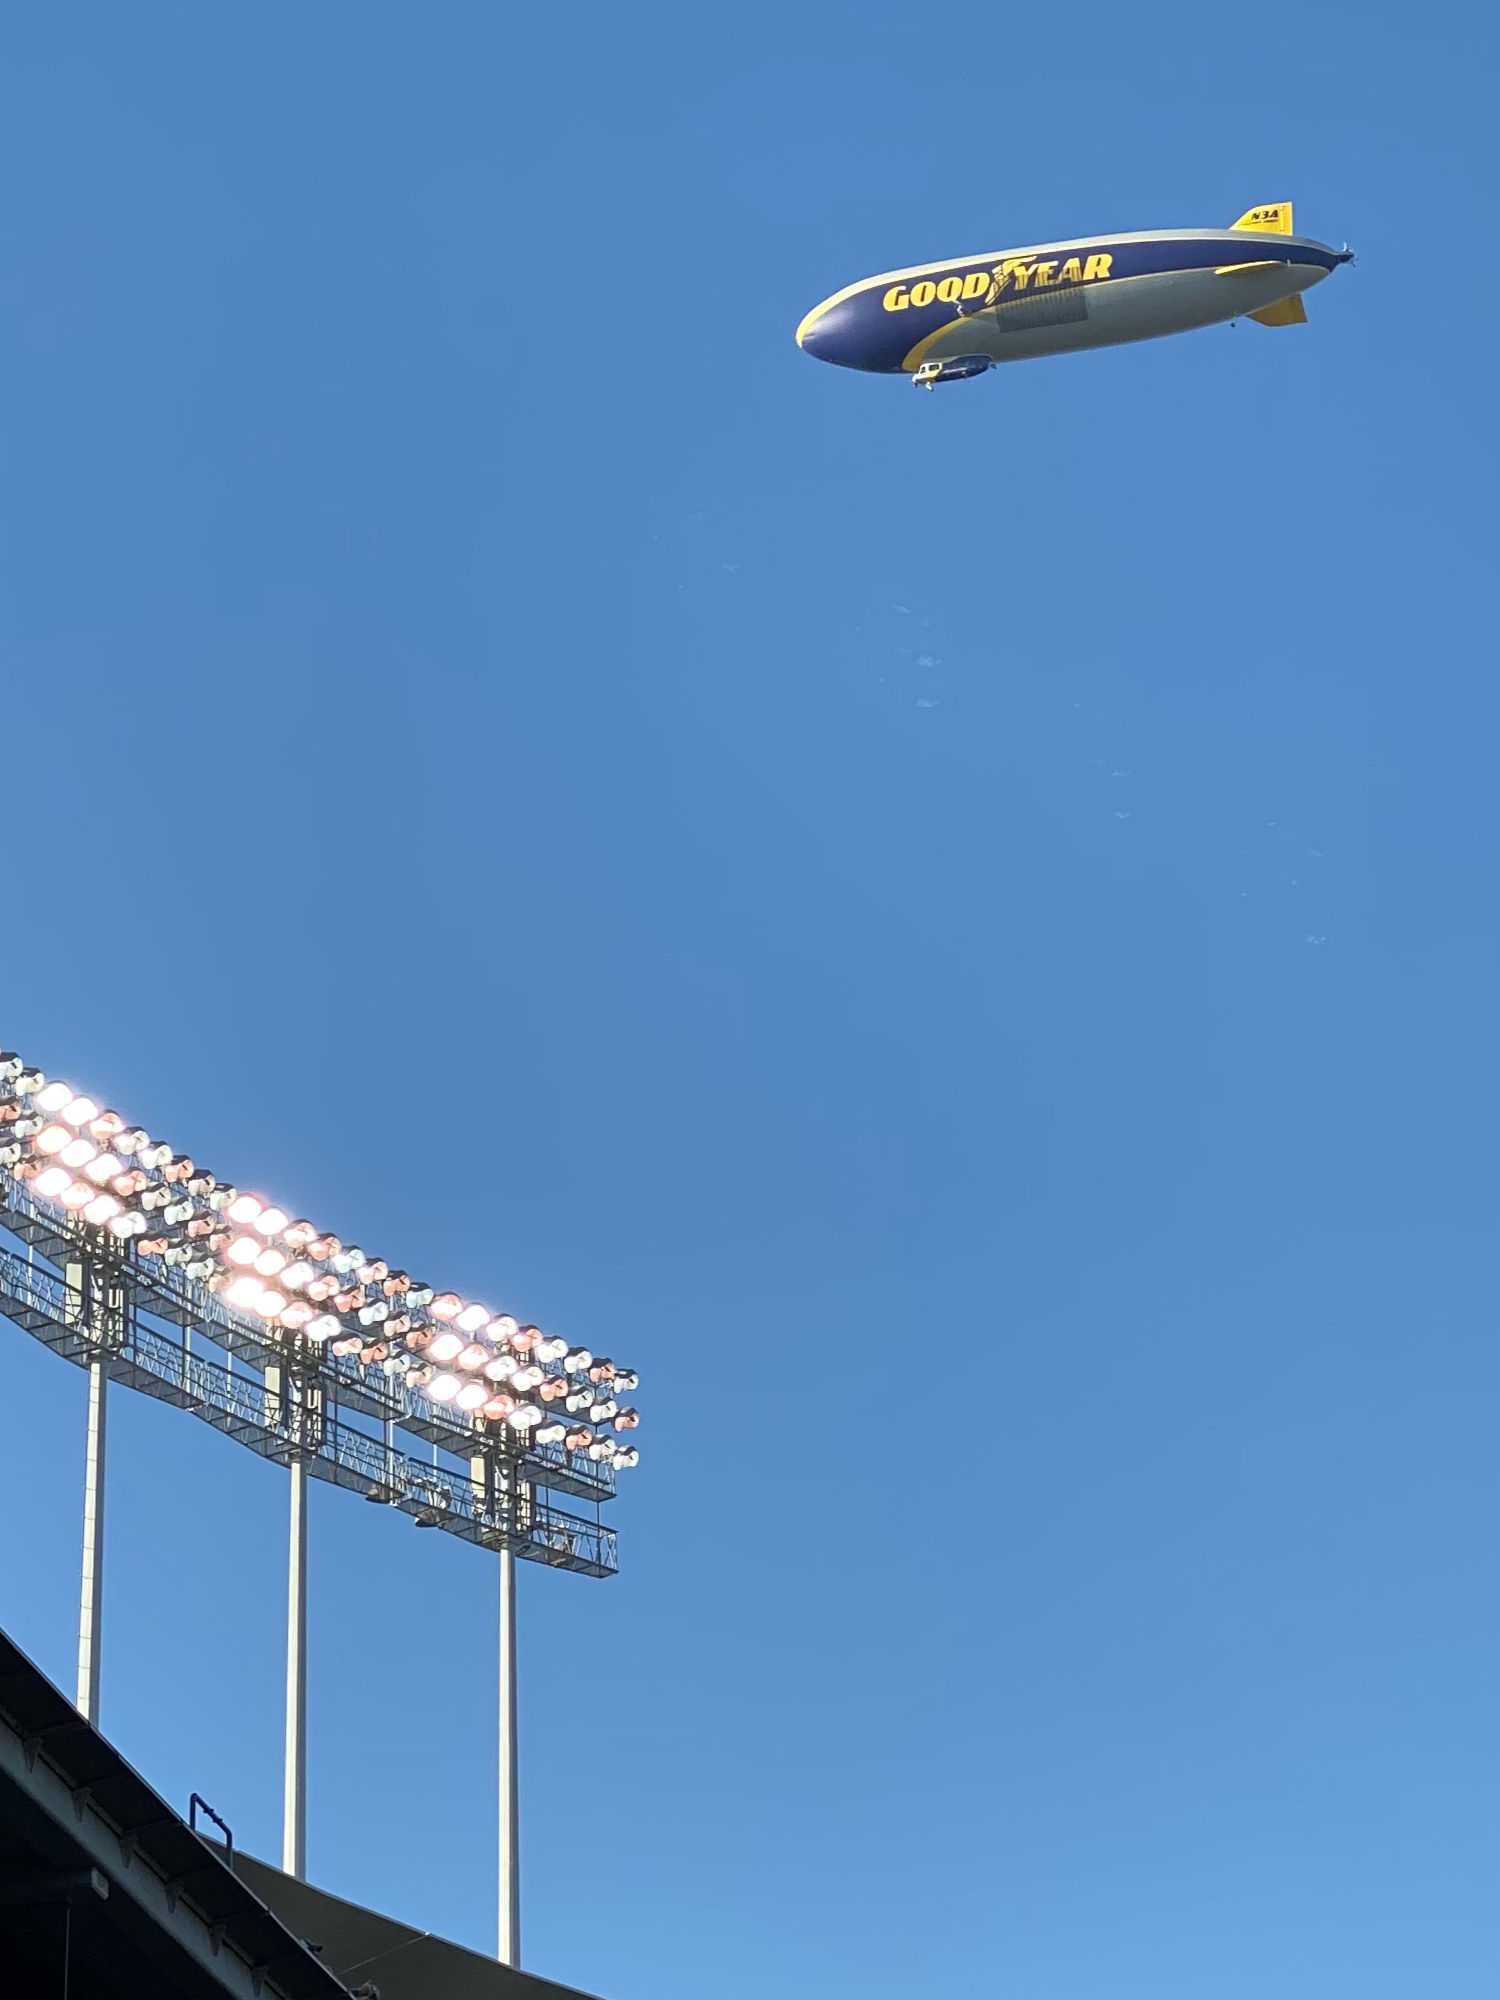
[283,1458,308,1880]
[76,1355,107,1726]
[498,1543,520,1967]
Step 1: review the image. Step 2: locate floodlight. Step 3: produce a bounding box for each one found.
[0,1053,20,1082]
[35,1082,74,1113]
[455,1342,489,1371]
[36,1125,73,1156]
[538,1378,569,1403]
[484,1393,517,1420]
[564,1427,592,1451]
[511,1363,544,1391]
[426,1373,461,1403]
[430,1293,462,1320]
[613,1408,640,1431]
[456,1304,489,1334]
[484,1355,517,1382]
[563,1347,592,1374]
[614,1447,639,1469]
[227,1237,260,1267]
[614,1369,639,1392]
[305,1314,340,1341]
[536,1421,567,1445]
[227,1195,263,1225]
[34,1166,72,1199]
[589,1399,618,1425]
[84,1154,122,1185]
[280,1300,315,1328]
[456,1381,488,1412]
[60,1097,101,1129]
[226,1276,265,1310]
[280,1260,315,1290]
[506,1404,543,1431]
[428,1330,464,1364]
[492,1315,519,1342]
[84,1195,121,1227]
[254,1206,289,1237]
[283,1220,318,1250]
[512,1326,540,1354]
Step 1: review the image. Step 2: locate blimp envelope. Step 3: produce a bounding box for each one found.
[797,204,1352,385]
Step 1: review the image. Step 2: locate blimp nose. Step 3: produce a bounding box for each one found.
[795,297,853,364]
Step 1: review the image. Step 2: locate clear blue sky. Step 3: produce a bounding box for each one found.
[2,6,1496,1997]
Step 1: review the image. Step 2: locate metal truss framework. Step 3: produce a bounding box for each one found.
[0,1203,617,1579]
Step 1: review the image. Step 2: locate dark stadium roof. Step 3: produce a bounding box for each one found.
[0,1625,357,2000]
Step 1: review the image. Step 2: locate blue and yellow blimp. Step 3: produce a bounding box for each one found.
[796,203,1352,386]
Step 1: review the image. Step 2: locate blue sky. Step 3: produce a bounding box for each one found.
[2,4,1497,1996]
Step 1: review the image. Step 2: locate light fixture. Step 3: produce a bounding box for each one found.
[2,1045,644,1506]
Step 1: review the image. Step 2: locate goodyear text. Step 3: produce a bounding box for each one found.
[882,253,1113,312]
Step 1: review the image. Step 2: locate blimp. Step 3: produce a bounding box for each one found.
[795,202,1352,386]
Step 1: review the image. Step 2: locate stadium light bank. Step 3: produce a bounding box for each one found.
[0,1047,641,1970]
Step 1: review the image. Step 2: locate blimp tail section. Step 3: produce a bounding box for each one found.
[1248,294,1308,327]
[1230,201,1293,233]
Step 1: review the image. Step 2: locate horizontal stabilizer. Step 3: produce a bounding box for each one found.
[1231,201,1293,234]
[1249,294,1307,327]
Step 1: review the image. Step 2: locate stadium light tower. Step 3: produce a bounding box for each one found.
[0,1048,640,1967]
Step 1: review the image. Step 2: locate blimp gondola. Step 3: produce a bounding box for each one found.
[795,203,1352,386]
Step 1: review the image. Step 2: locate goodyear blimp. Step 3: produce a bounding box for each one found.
[796,202,1352,386]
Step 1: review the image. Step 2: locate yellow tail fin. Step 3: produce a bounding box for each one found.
[1249,294,1307,327]
[1231,201,1293,234]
